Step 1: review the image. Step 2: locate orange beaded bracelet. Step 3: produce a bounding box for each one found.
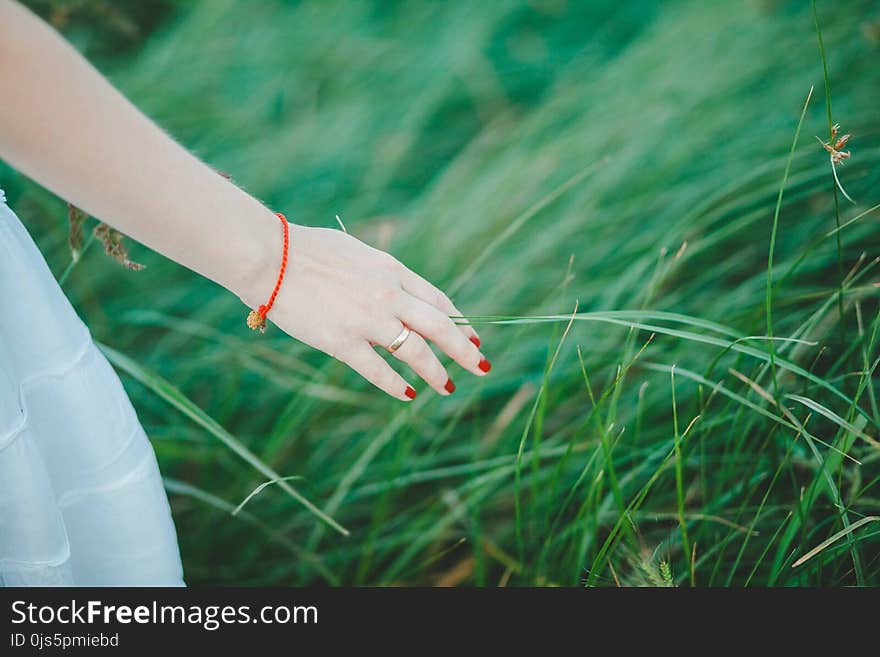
[246,212,289,333]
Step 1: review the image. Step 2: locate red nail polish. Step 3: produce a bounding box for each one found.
[470,336,481,348]
[478,358,492,373]
[404,386,417,399]
[444,379,456,394]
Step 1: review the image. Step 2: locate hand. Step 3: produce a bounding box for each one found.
[248,224,490,401]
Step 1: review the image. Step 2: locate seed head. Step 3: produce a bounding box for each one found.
[818,123,852,165]
[93,222,146,271]
[817,122,856,203]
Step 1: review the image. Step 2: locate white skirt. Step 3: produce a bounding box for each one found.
[0,189,184,586]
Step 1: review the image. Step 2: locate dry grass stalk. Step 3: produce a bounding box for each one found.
[67,202,86,262]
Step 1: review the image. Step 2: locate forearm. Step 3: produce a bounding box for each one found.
[0,0,278,306]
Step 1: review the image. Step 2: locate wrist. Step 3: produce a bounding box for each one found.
[232,207,291,311]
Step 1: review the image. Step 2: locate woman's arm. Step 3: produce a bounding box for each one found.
[0,0,487,400]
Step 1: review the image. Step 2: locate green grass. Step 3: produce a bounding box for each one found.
[4,0,880,585]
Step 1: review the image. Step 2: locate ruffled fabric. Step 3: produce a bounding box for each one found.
[0,193,184,586]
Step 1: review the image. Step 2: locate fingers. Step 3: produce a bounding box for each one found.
[390,329,455,396]
[341,344,416,401]
[397,295,490,377]
[338,260,490,401]
[400,269,481,347]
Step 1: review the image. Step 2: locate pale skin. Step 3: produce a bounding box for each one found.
[0,0,490,401]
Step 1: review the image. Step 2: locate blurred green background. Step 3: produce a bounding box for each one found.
[3,0,880,585]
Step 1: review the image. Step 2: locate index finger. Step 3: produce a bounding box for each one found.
[400,268,482,348]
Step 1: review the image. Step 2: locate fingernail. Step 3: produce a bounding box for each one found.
[478,358,492,373]
[444,378,456,394]
[470,336,481,348]
[404,386,417,399]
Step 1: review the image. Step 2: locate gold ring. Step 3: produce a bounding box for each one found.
[386,326,411,353]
